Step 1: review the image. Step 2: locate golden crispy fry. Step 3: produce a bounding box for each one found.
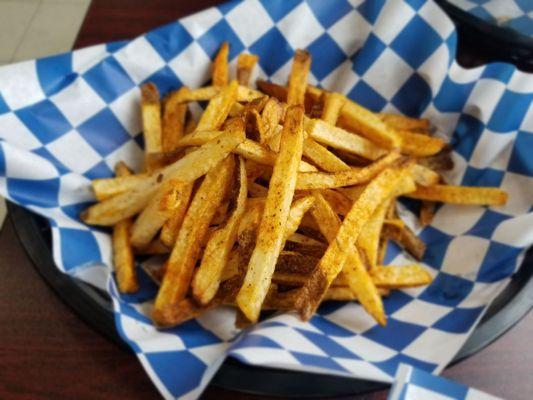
[308,191,386,325]
[420,201,436,226]
[306,119,387,161]
[159,183,193,247]
[256,80,323,112]
[236,105,305,322]
[174,129,225,147]
[296,168,416,321]
[261,97,285,142]
[167,84,263,104]
[370,265,433,289]
[338,100,401,149]
[319,189,353,216]
[135,239,171,255]
[153,156,234,324]
[112,162,138,293]
[162,87,189,152]
[212,42,229,87]
[407,184,508,206]
[248,182,268,198]
[295,150,401,190]
[92,174,148,201]
[321,92,346,125]
[303,138,350,172]
[81,130,244,226]
[130,179,182,249]
[196,80,239,131]
[287,50,311,106]
[396,129,445,157]
[192,157,247,305]
[237,53,259,86]
[283,196,315,242]
[409,163,440,187]
[357,199,390,270]
[377,238,388,265]
[141,83,163,159]
[381,223,426,261]
[379,113,430,133]
[286,232,325,246]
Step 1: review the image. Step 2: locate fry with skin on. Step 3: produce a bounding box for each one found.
[303,138,350,172]
[153,156,235,325]
[192,157,248,305]
[309,191,386,325]
[112,162,138,293]
[236,105,305,322]
[162,87,189,152]
[407,184,508,206]
[212,42,229,87]
[321,92,346,125]
[81,129,244,226]
[287,50,311,106]
[296,167,416,321]
[141,83,163,170]
[237,53,259,86]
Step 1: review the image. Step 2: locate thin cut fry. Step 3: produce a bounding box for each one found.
[261,97,285,142]
[112,162,138,293]
[296,167,416,321]
[236,105,305,322]
[407,184,508,206]
[319,189,353,216]
[153,156,234,324]
[196,80,238,131]
[192,157,247,305]
[283,196,315,242]
[212,42,229,87]
[357,199,390,270]
[303,138,350,172]
[141,83,163,169]
[409,163,440,187]
[295,150,401,190]
[321,92,346,125]
[370,265,433,289]
[306,119,387,160]
[396,129,445,157]
[381,223,426,261]
[287,50,311,106]
[237,53,259,86]
[379,113,430,133]
[162,87,189,152]
[159,183,194,247]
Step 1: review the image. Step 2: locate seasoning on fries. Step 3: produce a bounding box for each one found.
[81,44,508,328]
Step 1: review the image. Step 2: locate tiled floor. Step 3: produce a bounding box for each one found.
[0,0,90,225]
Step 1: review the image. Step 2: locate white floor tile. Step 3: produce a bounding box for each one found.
[0,0,40,61]
[13,0,90,62]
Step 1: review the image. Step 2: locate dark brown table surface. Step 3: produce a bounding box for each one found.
[0,1,531,399]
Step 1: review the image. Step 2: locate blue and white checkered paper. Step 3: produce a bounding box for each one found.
[389,363,501,399]
[0,0,531,399]
[448,0,533,37]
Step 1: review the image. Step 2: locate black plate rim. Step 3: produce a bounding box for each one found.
[7,201,533,397]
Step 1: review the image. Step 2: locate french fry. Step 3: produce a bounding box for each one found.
[308,191,386,325]
[321,92,346,125]
[212,42,229,87]
[357,199,390,270]
[237,53,259,86]
[261,97,285,142]
[283,196,315,242]
[141,83,163,162]
[417,149,454,171]
[319,189,353,216]
[184,111,197,134]
[406,184,508,206]
[420,201,436,226]
[295,150,401,190]
[256,80,323,113]
[370,265,432,289]
[303,138,350,172]
[159,183,193,247]
[379,113,430,133]
[153,156,235,325]
[306,119,387,161]
[81,130,244,226]
[196,80,239,131]
[162,87,188,152]
[135,239,171,255]
[396,129,445,157]
[112,162,138,293]
[166,84,263,104]
[296,167,415,321]
[409,163,440,187]
[287,50,311,106]
[92,173,149,201]
[338,100,401,149]
[381,223,426,261]
[236,105,305,322]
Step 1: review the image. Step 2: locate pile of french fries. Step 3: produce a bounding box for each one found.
[81,44,508,328]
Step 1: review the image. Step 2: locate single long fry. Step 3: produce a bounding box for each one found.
[370,265,432,289]
[192,157,248,305]
[306,119,387,160]
[153,156,234,324]
[162,87,188,152]
[237,53,259,86]
[339,100,400,149]
[357,199,390,270]
[309,191,385,325]
[236,105,305,322]
[321,92,346,125]
[295,150,401,190]
[379,113,430,133]
[112,162,138,293]
[158,182,194,247]
[261,97,285,142]
[406,184,508,206]
[303,138,350,172]
[283,196,315,242]
[296,167,415,321]
[319,189,353,216]
[287,50,311,106]
[212,42,229,87]
[396,129,445,157]
[381,223,426,261]
[141,83,163,155]
[81,130,244,226]
[196,80,238,131]
[409,163,440,187]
